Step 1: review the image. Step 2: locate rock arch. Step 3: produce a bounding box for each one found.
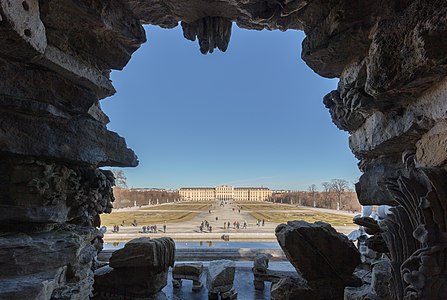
[1,0,447,299]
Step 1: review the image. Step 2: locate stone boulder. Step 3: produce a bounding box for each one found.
[172,262,204,291]
[173,262,203,278]
[270,276,317,300]
[110,237,175,272]
[253,253,271,273]
[93,237,175,299]
[345,259,392,300]
[275,221,361,299]
[206,260,235,293]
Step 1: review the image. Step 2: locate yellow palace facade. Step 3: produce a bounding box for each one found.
[179,185,272,201]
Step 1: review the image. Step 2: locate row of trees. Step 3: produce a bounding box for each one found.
[110,170,359,211]
[271,179,360,212]
[113,187,180,208]
[110,169,180,208]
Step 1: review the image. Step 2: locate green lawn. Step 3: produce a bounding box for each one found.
[101,211,200,226]
[249,211,354,226]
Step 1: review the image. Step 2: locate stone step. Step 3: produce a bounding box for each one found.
[98,248,286,262]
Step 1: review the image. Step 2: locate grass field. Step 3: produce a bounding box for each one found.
[101,211,200,226]
[141,203,211,211]
[249,211,354,226]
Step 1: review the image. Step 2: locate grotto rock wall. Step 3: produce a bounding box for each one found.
[0,0,145,298]
[2,0,447,299]
[299,1,447,299]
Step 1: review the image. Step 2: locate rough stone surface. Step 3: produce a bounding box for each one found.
[173,262,204,277]
[0,224,102,300]
[0,158,115,226]
[110,237,175,270]
[270,276,316,300]
[345,260,392,300]
[3,0,447,298]
[0,1,144,297]
[276,221,360,280]
[93,237,175,298]
[276,221,361,299]
[206,260,236,293]
[253,253,271,273]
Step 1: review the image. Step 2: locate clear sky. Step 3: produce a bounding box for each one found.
[102,25,361,190]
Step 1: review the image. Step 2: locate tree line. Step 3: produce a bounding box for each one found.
[270,179,361,212]
[113,187,180,209]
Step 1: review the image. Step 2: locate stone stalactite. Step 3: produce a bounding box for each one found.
[181,17,232,54]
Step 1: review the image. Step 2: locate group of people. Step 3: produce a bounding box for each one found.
[141,224,167,233]
[256,219,265,227]
[200,220,212,232]
[112,225,120,232]
[223,220,247,229]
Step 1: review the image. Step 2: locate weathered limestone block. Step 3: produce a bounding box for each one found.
[0,111,138,167]
[270,276,316,300]
[1,0,142,299]
[365,0,447,101]
[344,260,392,300]
[40,0,146,71]
[0,269,65,300]
[110,237,175,271]
[0,57,137,166]
[252,253,291,290]
[355,156,401,206]
[276,221,361,299]
[301,0,384,78]
[276,221,360,280]
[172,262,204,291]
[253,253,271,273]
[323,59,374,132]
[93,237,175,298]
[206,260,236,294]
[0,158,115,226]
[0,0,47,59]
[0,224,102,300]
[349,110,432,160]
[416,121,447,168]
[126,0,306,33]
[173,262,204,278]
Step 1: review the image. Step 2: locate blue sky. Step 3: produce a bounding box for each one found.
[102,25,361,190]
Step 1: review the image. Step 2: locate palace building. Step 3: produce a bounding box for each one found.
[179,185,272,201]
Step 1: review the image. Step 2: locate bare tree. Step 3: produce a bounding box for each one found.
[322,182,332,193]
[330,179,350,210]
[320,182,333,208]
[308,184,318,207]
[111,169,128,188]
